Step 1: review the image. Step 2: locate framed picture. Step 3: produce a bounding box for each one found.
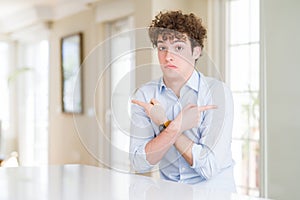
[60,32,83,114]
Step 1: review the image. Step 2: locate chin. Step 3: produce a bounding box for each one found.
[163,72,185,81]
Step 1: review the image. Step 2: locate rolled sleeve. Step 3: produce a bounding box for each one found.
[190,143,219,180]
[129,89,156,173]
[190,82,234,180]
[130,139,155,172]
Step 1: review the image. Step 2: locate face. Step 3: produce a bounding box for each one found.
[156,33,201,82]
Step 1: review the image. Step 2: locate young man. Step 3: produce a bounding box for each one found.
[130,10,235,192]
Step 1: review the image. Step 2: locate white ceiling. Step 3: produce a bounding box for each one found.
[0,0,100,35]
[0,1,39,19]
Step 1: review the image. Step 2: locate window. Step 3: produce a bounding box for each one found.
[0,42,10,155]
[0,40,49,166]
[226,0,260,196]
[17,40,49,166]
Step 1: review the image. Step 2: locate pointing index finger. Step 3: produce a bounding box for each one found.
[198,105,217,112]
[131,99,149,108]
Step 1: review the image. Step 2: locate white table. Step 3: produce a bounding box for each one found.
[0,164,270,200]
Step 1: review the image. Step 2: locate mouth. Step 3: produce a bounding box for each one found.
[164,64,178,69]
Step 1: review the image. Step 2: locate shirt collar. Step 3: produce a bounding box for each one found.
[159,78,166,93]
[185,70,200,92]
[159,70,200,93]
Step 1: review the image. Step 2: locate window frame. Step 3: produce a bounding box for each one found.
[224,0,263,196]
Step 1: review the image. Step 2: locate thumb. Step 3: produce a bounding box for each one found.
[150,98,160,105]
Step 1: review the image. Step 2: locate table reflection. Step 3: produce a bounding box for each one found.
[0,165,269,200]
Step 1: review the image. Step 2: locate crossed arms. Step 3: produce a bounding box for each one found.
[131,98,216,166]
[130,84,233,180]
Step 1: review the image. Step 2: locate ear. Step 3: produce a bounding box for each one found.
[192,46,202,60]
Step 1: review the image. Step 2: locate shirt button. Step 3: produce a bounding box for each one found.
[182,167,186,171]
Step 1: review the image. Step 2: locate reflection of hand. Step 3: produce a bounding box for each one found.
[131,98,168,125]
[174,104,217,132]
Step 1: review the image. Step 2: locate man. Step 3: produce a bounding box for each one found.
[130,10,235,192]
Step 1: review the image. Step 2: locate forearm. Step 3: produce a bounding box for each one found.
[175,136,220,179]
[145,121,181,165]
[146,108,196,166]
[174,134,194,166]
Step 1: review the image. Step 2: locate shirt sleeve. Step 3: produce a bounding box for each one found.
[129,89,156,173]
[190,82,234,180]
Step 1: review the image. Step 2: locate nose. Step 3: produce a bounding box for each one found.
[165,50,174,62]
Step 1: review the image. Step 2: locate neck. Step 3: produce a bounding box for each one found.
[163,78,185,97]
[163,70,194,97]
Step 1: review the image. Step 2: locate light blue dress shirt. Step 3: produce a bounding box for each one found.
[130,70,236,192]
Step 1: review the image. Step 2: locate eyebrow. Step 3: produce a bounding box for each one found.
[157,39,187,44]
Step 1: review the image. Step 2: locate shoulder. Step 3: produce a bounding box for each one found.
[133,78,161,100]
[138,78,160,91]
[199,73,232,95]
[198,73,233,106]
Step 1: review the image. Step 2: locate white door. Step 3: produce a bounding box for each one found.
[106,17,135,172]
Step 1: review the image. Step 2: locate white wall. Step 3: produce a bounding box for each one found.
[263,0,300,199]
[49,9,100,166]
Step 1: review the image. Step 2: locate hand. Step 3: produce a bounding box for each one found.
[174,104,217,132]
[132,98,168,125]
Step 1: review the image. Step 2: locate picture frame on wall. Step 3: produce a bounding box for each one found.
[60,32,83,114]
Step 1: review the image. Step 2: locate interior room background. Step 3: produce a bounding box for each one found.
[0,0,299,199]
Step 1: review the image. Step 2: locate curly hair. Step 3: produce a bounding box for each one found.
[148,10,207,50]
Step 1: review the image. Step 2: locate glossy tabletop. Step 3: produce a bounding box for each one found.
[0,164,270,200]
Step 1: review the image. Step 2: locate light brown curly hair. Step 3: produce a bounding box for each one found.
[148,10,207,50]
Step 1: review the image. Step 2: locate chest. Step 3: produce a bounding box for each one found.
[152,88,204,142]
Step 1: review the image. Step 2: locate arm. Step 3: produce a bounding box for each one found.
[130,95,182,171]
[130,94,158,172]
[144,119,181,165]
[174,134,194,165]
[172,84,234,180]
[132,84,233,180]
[187,84,234,179]
[131,98,182,165]
[132,99,216,166]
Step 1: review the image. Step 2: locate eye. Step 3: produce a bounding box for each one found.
[158,46,167,51]
[175,45,184,52]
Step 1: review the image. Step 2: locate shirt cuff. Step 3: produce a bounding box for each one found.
[133,141,155,173]
[191,143,203,169]
[190,143,207,178]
